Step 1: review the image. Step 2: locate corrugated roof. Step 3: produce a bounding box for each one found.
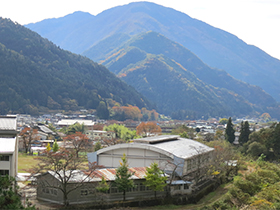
[46,167,147,183]
[96,136,214,160]
[90,167,147,181]
[0,116,17,131]
[38,125,56,135]
[0,138,16,154]
[151,137,214,159]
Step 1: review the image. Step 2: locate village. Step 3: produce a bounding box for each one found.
[0,113,275,209]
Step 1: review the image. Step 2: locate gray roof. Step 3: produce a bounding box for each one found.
[97,135,214,160]
[0,138,16,154]
[133,135,179,144]
[0,115,17,131]
[150,137,214,159]
[37,125,56,135]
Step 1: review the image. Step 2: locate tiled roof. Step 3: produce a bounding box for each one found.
[90,167,147,181]
[46,167,147,183]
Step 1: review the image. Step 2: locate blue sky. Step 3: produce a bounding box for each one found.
[1,0,280,60]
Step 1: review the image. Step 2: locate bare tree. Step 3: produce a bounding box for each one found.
[63,132,90,157]
[30,147,101,206]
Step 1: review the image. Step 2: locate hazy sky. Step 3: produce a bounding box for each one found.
[1,0,280,60]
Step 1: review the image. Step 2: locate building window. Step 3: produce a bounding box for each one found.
[184,184,189,189]
[0,155,9,161]
[0,170,9,176]
[110,187,118,193]
[174,185,181,190]
[139,183,146,191]
[134,184,139,191]
[81,190,88,196]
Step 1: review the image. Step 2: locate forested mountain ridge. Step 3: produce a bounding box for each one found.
[0,18,153,115]
[26,2,280,101]
[86,31,280,119]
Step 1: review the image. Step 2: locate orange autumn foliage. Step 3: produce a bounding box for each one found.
[136,122,162,137]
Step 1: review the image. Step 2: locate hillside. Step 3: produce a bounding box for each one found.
[85,31,280,119]
[26,2,280,101]
[0,18,153,115]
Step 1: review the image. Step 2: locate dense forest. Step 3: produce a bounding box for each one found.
[0,18,154,115]
[85,31,280,119]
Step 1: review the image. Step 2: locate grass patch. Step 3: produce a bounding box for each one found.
[18,153,40,173]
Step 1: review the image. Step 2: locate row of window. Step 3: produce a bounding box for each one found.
[0,155,9,161]
[0,170,9,176]
[173,184,189,190]
[80,183,152,197]
[42,187,58,196]
[187,155,210,170]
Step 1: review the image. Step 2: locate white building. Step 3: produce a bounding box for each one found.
[88,135,214,178]
[56,119,94,128]
[0,115,18,177]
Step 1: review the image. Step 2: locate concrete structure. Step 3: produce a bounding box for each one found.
[0,115,18,177]
[88,135,214,177]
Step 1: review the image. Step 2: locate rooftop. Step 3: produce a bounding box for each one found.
[146,137,214,159]
[45,167,147,183]
[96,135,214,160]
[0,115,17,131]
[133,135,179,144]
[57,119,94,126]
[0,138,16,154]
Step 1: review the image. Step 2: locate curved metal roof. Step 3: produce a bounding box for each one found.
[97,135,214,160]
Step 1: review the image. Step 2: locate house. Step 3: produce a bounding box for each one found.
[36,167,192,205]
[88,135,214,179]
[33,124,57,140]
[0,115,18,177]
[56,119,94,129]
[85,130,116,141]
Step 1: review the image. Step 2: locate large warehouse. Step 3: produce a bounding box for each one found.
[88,135,214,177]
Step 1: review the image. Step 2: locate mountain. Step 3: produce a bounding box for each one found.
[25,2,280,101]
[0,18,153,115]
[84,31,280,119]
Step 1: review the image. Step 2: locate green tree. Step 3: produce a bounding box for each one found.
[96,176,110,206]
[103,123,137,142]
[52,140,59,152]
[144,162,167,199]
[225,117,235,144]
[239,121,250,145]
[96,101,109,120]
[247,142,266,158]
[94,140,102,151]
[96,176,110,193]
[114,154,134,201]
[0,175,35,209]
[219,118,228,125]
[271,122,280,158]
[66,122,86,135]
